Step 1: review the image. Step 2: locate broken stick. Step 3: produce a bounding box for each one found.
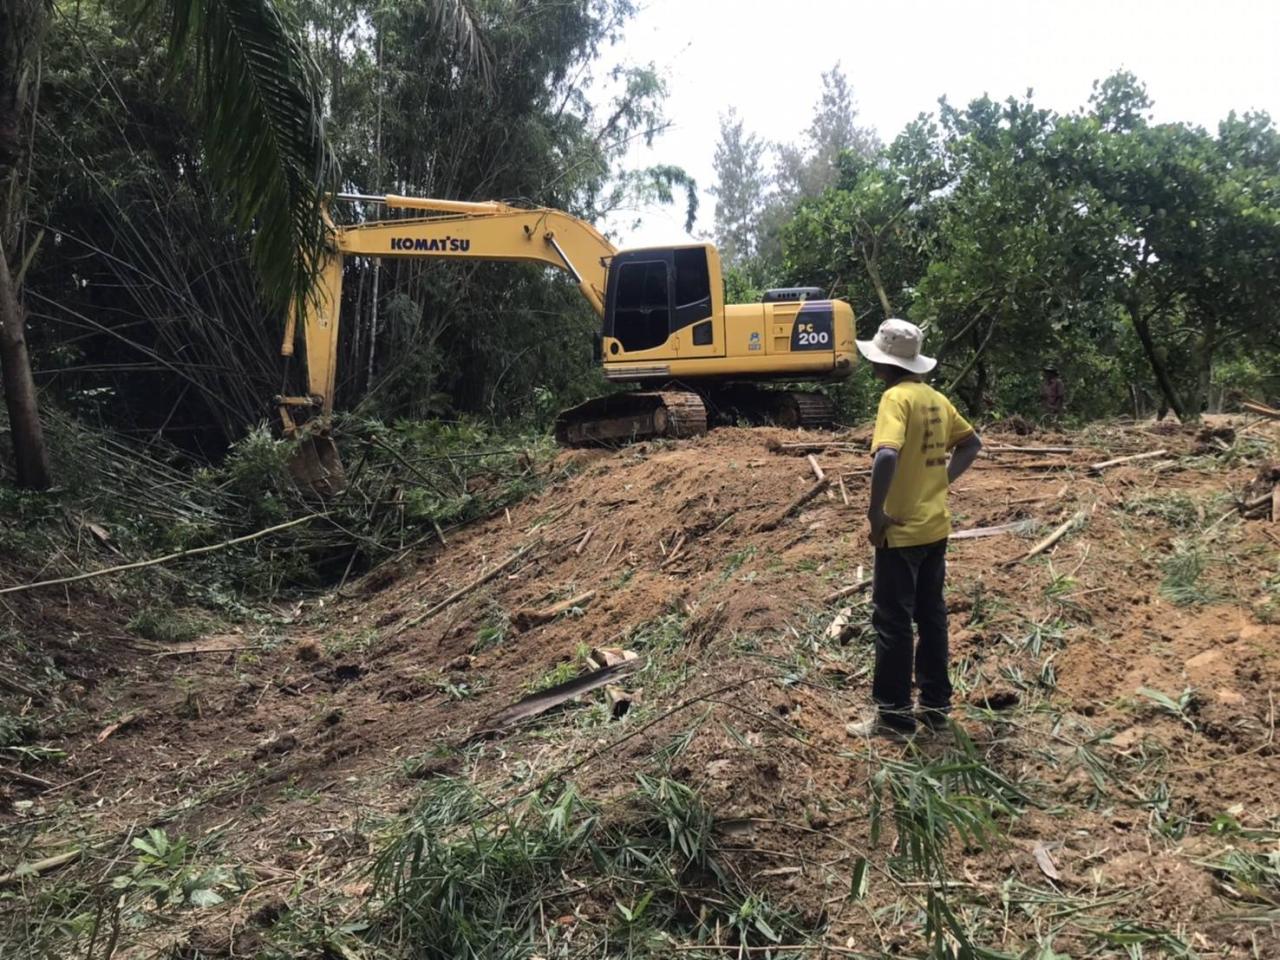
[1089,450,1168,472]
[575,527,595,555]
[1003,510,1086,566]
[838,475,849,506]
[512,590,596,631]
[807,454,825,482]
[755,477,831,532]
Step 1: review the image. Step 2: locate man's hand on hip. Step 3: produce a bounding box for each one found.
[867,508,904,547]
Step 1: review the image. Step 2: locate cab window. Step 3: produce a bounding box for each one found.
[613,260,670,352]
[672,248,711,330]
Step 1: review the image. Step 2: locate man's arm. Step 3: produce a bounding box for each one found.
[867,447,901,546]
[947,433,982,483]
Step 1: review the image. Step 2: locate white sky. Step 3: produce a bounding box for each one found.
[599,0,1280,246]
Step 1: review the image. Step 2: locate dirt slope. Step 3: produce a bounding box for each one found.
[4,419,1279,957]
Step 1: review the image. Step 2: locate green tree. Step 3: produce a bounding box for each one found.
[2,0,344,485]
[710,108,769,270]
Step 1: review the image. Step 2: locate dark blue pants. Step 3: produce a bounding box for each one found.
[871,538,952,729]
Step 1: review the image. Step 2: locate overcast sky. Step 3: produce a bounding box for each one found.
[599,0,1280,246]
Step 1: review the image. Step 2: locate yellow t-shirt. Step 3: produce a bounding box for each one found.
[871,380,975,547]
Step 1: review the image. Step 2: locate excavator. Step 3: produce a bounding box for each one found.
[279,194,857,486]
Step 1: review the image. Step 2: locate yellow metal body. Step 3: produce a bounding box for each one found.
[280,196,856,420]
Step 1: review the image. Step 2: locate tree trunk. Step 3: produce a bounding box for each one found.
[860,243,892,319]
[0,235,51,489]
[1194,316,1216,415]
[1126,302,1187,422]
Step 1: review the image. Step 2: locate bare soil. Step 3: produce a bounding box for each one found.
[3,417,1279,957]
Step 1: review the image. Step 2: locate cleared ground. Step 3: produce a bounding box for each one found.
[3,417,1279,958]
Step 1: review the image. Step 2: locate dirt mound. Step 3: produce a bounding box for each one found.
[4,419,1279,957]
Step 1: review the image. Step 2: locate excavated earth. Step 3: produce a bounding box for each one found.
[3,418,1279,957]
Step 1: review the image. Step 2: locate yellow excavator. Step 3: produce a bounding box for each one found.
[279,195,857,484]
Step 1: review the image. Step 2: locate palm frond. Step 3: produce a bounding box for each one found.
[429,0,494,89]
[149,0,338,314]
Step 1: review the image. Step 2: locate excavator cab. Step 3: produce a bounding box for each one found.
[602,247,720,360]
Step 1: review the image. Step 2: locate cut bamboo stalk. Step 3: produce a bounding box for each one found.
[1241,399,1280,419]
[838,476,849,506]
[950,520,1036,541]
[575,527,595,555]
[0,514,323,596]
[807,455,825,481]
[1272,485,1279,523]
[986,445,1075,454]
[756,477,831,532]
[1003,510,1086,566]
[823,579,872,603]
[1089,449,1168,472]
[400,542,537,632]
[512,590,596,631]
[0,849,81,886]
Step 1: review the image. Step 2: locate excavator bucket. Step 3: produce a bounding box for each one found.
[280,407,346,496]
[287,433,346,496]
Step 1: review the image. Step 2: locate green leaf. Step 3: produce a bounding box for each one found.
[849,856,870,899]
[188,886,225,908]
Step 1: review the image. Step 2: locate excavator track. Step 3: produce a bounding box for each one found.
[706,385,835,430]
[554,390,708,446]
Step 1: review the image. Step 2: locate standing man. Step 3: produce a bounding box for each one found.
[1041,366,1066,419]
[847,319,983,739]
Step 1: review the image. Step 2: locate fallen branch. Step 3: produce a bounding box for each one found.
[756,478,831,532]
[807,455,825,482]
[1089,450,1168,473]
[1273,486,1279,523]
[574,527,595,555]
[512,590,596,631]
[400,542,537,632]
[1003,510,1087,566]
[0,514,324,596]
[837,475,849,506]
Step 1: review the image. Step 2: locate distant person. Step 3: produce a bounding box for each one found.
[1041,366,1066,418]
[847,319,983,740]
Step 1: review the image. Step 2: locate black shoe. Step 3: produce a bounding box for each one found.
[917,707,951,733]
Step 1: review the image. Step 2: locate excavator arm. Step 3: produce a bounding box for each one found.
[280,195,617,423]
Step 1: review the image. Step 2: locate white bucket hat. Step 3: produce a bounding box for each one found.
[855,318,936,374]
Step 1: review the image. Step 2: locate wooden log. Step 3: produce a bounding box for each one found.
[512,590,596,631]
[807,455,825,481]
[755,477,831,532]
[1003,510,1086,566]
[1089,449,1168,472]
